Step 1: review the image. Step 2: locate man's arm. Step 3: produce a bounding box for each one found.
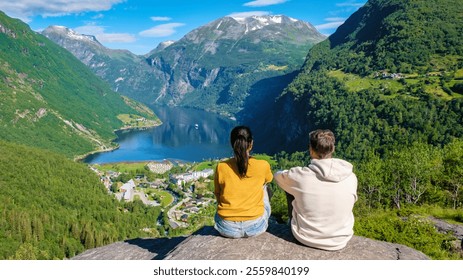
[274,169,296,195]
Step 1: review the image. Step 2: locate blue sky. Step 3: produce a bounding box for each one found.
[0,0,367,55]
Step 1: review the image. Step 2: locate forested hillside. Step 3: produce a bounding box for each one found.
[265,0,463,159]
[0,11,163,260]
[261,0,463,259]
[0,11,157,158]
[0,141,162,259]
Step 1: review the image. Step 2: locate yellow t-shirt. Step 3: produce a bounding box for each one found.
[214,157,273,221]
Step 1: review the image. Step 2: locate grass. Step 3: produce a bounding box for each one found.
[94,162,148,173]
[328,69,463,100]
[328,70,404,93]
[411,205,463,225]
[262,64,288,71]
[146,189,174,207]
[193,161,216,171]
[455,69,463,80]
[117,114,160,129]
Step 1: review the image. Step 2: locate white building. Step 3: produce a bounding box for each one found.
[120,179,135,201]
[171,169,214,187]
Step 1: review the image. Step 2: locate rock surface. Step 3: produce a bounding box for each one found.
[72,223,428,260]
[429,217,463,250]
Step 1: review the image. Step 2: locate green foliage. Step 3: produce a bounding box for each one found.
[0,140,163,259]
[146,189,174,208]
[442,139,463,209]
[354,140,463,210]
[328,0,463,75]
[452,82,463,94]
[276,0,463,160]
[354,207,461,260]
[193,161,216,171]
[0,11,154,158]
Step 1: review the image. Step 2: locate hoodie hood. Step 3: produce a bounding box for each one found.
[308,158,354,182]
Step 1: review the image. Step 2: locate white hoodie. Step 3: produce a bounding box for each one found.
[274,158,358,251]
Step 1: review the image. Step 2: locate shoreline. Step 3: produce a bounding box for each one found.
[74,122,162,163]
[87,158,191,166]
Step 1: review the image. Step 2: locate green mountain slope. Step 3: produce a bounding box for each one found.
[41,25,157,104]
[328,0,463,74]
[0,11,156,157]
[264,0,463,159]
[0,140,162,259]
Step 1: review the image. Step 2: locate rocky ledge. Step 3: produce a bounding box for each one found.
[72,223,428,260]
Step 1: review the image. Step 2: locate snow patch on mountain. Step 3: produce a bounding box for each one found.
[47,25,99,43]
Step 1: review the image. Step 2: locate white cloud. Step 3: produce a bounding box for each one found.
[315,21,345,31]
[139,23,185,37]
[228,11,271,19]
[150,16,171,21]
[75,25,135,43]
[0,0,124,22]
[92,13,105,19]
[243,0,288,7]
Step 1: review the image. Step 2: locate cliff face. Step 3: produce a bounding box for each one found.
[43,16,326,116]
[72,223,428,260]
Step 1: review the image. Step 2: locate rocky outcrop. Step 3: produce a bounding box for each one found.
[72,223,428,260]
[429,217,463,250]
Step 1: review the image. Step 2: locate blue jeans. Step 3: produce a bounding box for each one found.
[214,186,271,238]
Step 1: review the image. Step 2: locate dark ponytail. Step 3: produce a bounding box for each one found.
[230,126,253,178]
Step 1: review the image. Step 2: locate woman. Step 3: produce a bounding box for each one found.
[214,126,273,238]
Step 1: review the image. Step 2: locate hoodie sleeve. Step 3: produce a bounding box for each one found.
[274,169,297,195]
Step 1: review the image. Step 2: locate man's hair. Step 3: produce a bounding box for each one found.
[309,129,335,159]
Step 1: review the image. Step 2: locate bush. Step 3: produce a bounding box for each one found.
[354,207,461,259]
[451,82,463,94]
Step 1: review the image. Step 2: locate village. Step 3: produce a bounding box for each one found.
[89,160,216,229]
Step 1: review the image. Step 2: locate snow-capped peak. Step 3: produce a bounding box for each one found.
[46,25,98,43]
[230,15,297,24]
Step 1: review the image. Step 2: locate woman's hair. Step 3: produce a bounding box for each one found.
[230,126,253,178]
[309,129,335,159]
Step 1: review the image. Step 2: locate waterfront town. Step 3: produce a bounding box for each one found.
[89,160,216,229]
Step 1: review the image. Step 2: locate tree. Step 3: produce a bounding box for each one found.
[443,139,463,209]
[357,151,386,208]
[383,143,443,208]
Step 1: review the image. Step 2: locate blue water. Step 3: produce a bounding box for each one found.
[83,106,237,164]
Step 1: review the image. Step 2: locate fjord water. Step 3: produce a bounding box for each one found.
[84,106,237,164]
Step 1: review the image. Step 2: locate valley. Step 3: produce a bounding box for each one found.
[1,0,463,261]
[90,160,216,232]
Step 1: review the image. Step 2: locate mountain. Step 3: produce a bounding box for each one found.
[0,11,157,157]
[256,0,463,157]
[43,15,326,116]
[41,25,157,102]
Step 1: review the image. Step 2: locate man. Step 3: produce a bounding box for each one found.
[274,129,357,251]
